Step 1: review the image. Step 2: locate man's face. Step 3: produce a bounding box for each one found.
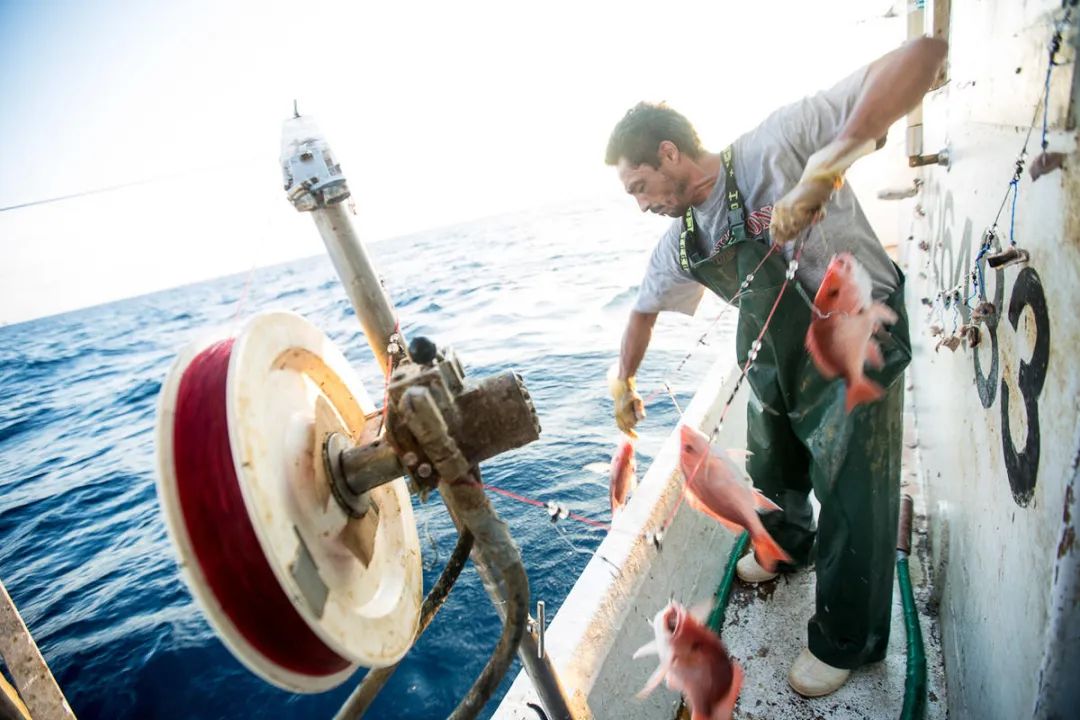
[616,146,690,217]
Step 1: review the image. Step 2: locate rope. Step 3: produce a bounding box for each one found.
[955,6,1072,303]
[485,483,610,531]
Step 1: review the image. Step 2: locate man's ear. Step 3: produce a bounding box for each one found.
[657,140,680,166]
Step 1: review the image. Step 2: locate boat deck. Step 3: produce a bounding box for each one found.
[716,389,947,718]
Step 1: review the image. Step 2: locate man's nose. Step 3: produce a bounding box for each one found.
[636,195,650,212]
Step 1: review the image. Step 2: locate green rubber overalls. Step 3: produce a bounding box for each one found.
[680,146,912,668]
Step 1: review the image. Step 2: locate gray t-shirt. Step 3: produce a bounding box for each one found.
[634,66,899,316]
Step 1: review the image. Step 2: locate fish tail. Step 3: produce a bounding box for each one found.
[751,530,792,573]
[752,490,782,513]
[845,376,884,412]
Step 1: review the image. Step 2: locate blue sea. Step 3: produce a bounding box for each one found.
[0,198,734,719]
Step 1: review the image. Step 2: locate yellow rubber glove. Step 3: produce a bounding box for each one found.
[771,138,878,244]
[609,375,645,438]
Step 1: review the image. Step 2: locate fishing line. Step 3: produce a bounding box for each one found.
[967,7,1070,301]
[230,264,259,323]
[640,242,781,411]
[553,521,620,578]
[662,382,683,415]
[484,483,610,531]
[171,339,351,675]
[913,6,1070,350]
[649,231,813,547]
[375,320,402,437]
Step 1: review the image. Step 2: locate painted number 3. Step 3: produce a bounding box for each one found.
[998,268,1051,507]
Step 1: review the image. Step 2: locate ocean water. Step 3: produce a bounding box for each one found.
[0,198,735,719]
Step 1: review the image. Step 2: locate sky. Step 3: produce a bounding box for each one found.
[0,0,902,324]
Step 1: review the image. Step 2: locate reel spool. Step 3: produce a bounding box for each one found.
[155,311,422,693]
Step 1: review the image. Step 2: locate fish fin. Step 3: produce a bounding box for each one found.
[805,326,840,379]
[710,661,744,720]
[752,491,782,512]
[685,491,746,535]
[845,376,884,413]
[872,302,899,326]
[635,660,670,699]
[865,339,885,369]
[632,640,658,659]
[751,530,793,573]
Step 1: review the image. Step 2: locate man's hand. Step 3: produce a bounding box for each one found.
[771,137,878,244]
[610,375,646,438]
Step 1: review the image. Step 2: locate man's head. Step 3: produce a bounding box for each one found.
[605,102,705,217]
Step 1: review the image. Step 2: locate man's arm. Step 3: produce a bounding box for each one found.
[771,37,948,242]
[619,310,658,380]
[838,37,948,143]
[610,310,658,437]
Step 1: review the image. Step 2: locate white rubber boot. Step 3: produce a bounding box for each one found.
[736,553,780,583]
[787,647,851,697]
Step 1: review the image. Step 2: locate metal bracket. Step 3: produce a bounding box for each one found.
[909,148,950,168]
[281,113,350,211]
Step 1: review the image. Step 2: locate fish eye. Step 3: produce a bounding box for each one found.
[683,443,694,452]
[827,288,840,298]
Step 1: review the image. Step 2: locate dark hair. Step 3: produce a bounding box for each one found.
[604,102,704,168]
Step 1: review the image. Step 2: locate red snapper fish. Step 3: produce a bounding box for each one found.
[805,252,898,412]
[679,425,791,572]
[633,600,743,720]
[609,438,637,514]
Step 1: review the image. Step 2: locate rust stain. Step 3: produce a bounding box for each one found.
[1064,484,1074,526]
[1058,525,1076,559]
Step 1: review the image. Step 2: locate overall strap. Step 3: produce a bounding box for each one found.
[721,144,747,243]
[679,144,748,273]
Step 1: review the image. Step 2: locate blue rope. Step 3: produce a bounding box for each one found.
[948,8,1067,318]
[1041,9,1069,150]
[974,231,993,298]
[1008,180,1020,246]
[1041,57,1054,150]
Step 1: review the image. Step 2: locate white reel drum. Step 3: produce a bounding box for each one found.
[155,311,422,692]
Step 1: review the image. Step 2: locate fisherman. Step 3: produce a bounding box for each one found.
[605,37,947,697]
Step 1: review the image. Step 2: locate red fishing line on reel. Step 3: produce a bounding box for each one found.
[172,339,351,678]
[156,312,423,693]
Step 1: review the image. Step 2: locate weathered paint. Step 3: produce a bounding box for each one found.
[0,580,74,720]
[904,1,1080,717]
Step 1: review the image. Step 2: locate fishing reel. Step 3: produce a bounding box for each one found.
[156,311,540,693]
[155,109,553,713]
